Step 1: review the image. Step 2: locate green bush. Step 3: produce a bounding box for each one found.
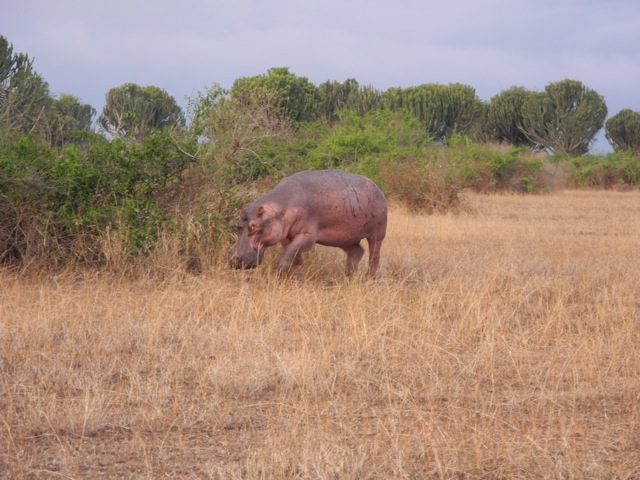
[572,152,640,188]
[306,110,427,171]
[2,102,640,270]
[376,154,465,214]
[0,134,57,264]
[445,136,546,193]
[0,131,196,266]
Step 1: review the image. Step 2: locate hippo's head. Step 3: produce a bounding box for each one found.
[228,203,284,269]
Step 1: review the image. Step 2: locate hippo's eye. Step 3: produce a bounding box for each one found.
[248,222,258,234]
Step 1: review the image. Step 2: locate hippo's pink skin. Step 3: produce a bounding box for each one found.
[228,169,387,276]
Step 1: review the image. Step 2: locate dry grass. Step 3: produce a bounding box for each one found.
[1,191,640,479]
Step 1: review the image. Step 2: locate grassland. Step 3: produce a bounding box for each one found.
[1,191,640,479]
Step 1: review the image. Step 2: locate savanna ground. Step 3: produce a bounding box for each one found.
[1,191,639,479]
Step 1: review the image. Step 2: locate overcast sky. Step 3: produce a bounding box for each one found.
[3,0,640,152]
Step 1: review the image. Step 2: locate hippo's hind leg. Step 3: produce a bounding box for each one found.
[366,236,384,277]
[343,242,365,276]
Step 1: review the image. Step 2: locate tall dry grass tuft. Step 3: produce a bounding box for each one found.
[1,191,640,478]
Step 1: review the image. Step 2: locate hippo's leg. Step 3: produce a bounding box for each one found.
[291,251,303,268]
[366,236,383,277]
[343,242,365,275]
[278,235,314,272]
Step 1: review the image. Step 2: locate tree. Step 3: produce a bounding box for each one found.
[46,94,96,146]
[0,36,50,134]
[605,109,640,155]
[485,87,534,146]
[203,86,292,181]
[98,83,185,140]
[382,83,484,141]
[519,79,607,155]
[231,67,321,123]
[186,83,228,138]
[318,78,382,122]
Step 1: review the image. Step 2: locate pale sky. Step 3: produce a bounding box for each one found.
[3,0,640,152]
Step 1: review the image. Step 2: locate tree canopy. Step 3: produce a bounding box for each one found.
[231,67,321,123]
[383,83,484,141]
[46,94,97,146]
[2,41,640,271]
[98,83,185,140]
[203,85,292,181]
[605,108,640,155]
[485,87,533,146]
[519,79,607,155]
[0,36,50,134]
[317,78,382,122]
[0,35,626,158]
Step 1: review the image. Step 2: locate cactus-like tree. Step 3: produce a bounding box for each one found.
[605,109,640,155]
[485,87,534,146]
[231,68,321,123]
[318,78,382,122]
[519,79,607,155]
[0,36,50,134]
[46,94,96,146]
[383,83,484,141]
[98,83,184,140]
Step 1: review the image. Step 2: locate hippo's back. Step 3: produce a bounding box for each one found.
[284,169,382,200]
[281,169,387,246]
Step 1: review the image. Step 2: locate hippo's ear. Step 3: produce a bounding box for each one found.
[257,205,265,218]
[257,203,285,219]
[257,204,283,219]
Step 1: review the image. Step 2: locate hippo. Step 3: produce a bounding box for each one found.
[228,169,387,276]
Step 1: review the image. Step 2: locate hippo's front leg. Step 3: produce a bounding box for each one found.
[278,234,316,273]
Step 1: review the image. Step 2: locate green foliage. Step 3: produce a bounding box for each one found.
[571,151,640,188]
[1,49,639,269]
[605,108,640,155]
[98,83,185,140]
[520,79,607,155]
[186,83,228,138]
[46,93,96,147]
[318,78,382,122]
[307,110,419,170]
[0,36,51,135]
[231,67,321,123]
[0,131,194,265]
[486,87,533,146]
[203,85,292,182]
[377,155,465,214]
[383,83,484,141]
[443,136,546,193]
[0,133,61,264]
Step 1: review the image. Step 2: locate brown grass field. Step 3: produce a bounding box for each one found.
[1,191,640,479]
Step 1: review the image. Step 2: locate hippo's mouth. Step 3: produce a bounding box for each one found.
[250,236,265,253]
[228,247,265,270]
